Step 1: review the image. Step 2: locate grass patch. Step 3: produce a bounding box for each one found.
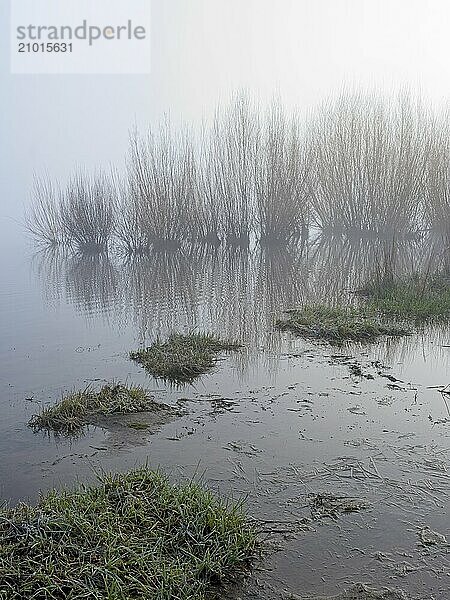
[29,383,164,434]
[363,272,450,320]
[276,306,408,344]
[0,466,258,599]
[130,333,241,383]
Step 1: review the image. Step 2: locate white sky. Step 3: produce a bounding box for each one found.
[1,0,450,222]
[150,0,450,113]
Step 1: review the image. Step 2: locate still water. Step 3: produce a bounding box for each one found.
[1,0,450,595]
[0,227,448,598]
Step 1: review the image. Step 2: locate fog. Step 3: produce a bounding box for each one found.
[1,0,450,232]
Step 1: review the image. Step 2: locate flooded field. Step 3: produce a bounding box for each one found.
[1,231,448,599]
[3,0,450,595]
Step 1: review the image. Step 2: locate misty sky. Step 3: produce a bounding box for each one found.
[1,0,450,229]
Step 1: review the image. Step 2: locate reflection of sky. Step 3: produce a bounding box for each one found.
[0,232,448,514]
[2,0,450,231]
[22,235,448,350]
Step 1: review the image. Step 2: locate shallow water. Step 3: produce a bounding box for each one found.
[0,230,449,599]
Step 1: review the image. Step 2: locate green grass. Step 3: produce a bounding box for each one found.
[364,272,450,320]
[29,383,165,434]
[0,467,258,600]
[130,333,241,383]
[276,306,408,344]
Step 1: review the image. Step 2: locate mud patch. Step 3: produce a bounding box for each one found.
[94,405,182,436]
[418,526,448,547]
[289,583,408,600]
[308,493,370,520]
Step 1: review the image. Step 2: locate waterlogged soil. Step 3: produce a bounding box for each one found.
[0,238,449,600]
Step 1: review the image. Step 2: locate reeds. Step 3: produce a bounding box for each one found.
[425,110,450,238]
[255,103,310,243]
[127,124,195,248]
[61,171,117,251]
[308,91,432,237]
[27,171,118,251]
[25,175,65,245]
[26,91,450,251]
[212,94,258,244]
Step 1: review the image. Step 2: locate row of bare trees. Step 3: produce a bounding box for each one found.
[26,92,450,252]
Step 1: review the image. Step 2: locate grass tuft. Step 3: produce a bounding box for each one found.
[0,467,258,599]
[29,383,164,434]
[276,306,408,344]
[363,272,450,320]
[130,333,241,383]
